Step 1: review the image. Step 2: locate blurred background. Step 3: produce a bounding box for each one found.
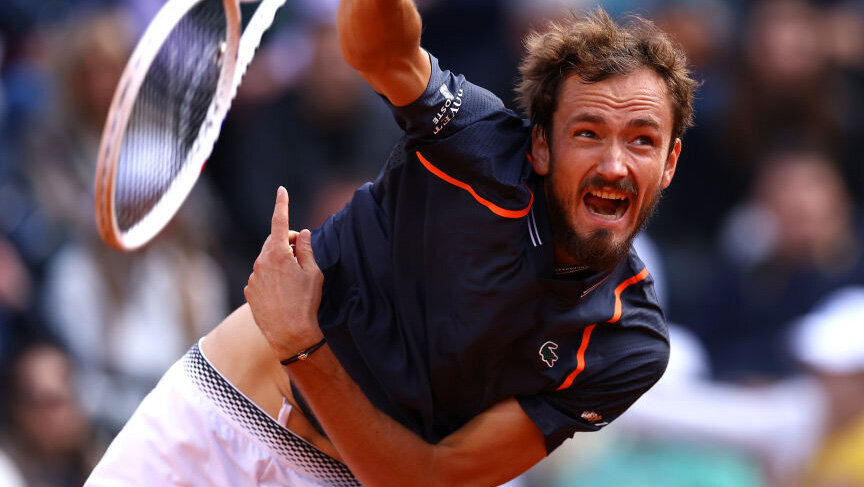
[1,0,863,486]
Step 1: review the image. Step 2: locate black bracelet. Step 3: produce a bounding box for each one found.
[280,338,327,366]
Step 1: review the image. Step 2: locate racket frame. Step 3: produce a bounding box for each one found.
[95,0,242,251]
[232,0,288,94]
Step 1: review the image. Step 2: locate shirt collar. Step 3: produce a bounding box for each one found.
[528,173,611,299]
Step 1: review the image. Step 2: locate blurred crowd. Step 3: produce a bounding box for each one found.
[1,0,863,486]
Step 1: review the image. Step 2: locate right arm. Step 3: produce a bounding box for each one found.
[337,0,431,106]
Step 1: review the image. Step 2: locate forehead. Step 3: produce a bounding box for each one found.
[555,67,674,129]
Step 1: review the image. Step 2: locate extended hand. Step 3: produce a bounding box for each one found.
[244,186,324,360]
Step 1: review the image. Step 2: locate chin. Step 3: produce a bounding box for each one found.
[546,175,662,272]
[560,226,634,271]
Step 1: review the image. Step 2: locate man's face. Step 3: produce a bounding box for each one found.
[531,68,681,270]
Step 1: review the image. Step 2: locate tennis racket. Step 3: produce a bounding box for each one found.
[94,0,287,251]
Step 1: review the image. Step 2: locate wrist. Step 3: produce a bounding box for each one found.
[280,337,327,366]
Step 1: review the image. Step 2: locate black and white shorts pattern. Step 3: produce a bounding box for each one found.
[85,343,360,487]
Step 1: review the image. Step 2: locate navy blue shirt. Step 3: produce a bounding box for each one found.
[311,54,669,453]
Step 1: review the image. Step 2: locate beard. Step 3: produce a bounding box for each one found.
[545,167,663,271]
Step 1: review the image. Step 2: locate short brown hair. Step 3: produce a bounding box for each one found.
[515,8,699,144]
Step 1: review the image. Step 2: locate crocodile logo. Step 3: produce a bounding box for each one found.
[539,341,559,368]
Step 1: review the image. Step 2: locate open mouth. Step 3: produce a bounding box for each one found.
[584,189,631,220]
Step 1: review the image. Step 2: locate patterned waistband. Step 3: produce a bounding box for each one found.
[182,344,361,487]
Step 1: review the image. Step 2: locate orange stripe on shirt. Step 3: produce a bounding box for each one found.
[556,324,596,391]
[555,267,650,391]
[609,267,650,323]
[415,151,533,219]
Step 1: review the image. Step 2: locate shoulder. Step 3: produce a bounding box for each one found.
[573,251,671,402]
[368,53,534,216]
[516,316,669,453]
[601,249,667,339]
[387,53,527,142]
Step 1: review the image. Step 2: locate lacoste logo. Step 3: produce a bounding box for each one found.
[432,84,463,135]
[539,341,559,367]
[581,410,603,423]
[438,83,455,101]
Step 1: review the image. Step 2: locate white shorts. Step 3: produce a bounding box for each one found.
[85,344,360,487]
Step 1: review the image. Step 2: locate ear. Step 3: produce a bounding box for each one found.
[530,125,550,176]
[661,138,681,189]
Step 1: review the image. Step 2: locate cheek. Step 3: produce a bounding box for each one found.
[548,162,584,200]
[549,148,592,182]
[549,176,584,224]
[636,160,668,191]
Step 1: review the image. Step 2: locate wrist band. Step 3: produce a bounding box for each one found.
[280,338,327,366]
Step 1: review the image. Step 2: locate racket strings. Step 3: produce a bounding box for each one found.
[116,0,228,233]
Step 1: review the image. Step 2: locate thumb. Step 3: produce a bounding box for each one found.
[295,229,319,272]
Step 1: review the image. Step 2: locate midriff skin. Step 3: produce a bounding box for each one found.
[200,304,343,462]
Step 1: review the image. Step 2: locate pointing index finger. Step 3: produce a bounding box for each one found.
[271,186,291,243]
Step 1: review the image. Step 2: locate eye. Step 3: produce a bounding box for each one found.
[574,129,596,139]
[633,135,655,146]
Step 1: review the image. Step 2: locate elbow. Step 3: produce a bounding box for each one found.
[336,2,423,75]
[339,39,423,80]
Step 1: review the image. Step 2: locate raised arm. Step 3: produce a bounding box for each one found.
[337,0,431,106]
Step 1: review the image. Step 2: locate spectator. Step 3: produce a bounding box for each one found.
[0,11,61,295]
[691,148,864,383]
[22,7,134,241]
[723,0,856,186]
[0,236,33,362]
[1,342,105,487]
[41,193,230,434]
[18,6,232,434]
[791,287,864,487]
[822,1,864,201]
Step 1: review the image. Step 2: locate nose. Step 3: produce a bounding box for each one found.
[596,142,628,180]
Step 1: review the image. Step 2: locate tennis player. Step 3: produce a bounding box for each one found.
[86,3,698,486]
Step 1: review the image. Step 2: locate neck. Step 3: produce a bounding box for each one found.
[552,246,590,275]
[553,245,583,268]
[553,241,626,274]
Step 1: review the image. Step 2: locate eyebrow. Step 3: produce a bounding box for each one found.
[566,114,662,131]
[568,113,605,125]
[627,118,661,131]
